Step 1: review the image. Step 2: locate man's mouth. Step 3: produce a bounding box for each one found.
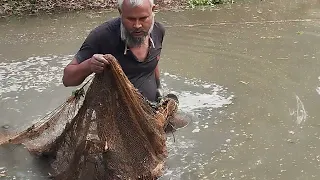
[132,31,144,36]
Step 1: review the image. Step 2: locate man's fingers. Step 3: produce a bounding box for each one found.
[90,54,111,73]
[93,64,104,70]
[101,58,109,65]
[91,64,104,73]
[93,54,109,65]
[95,69,103,73]
[92,59,104,67]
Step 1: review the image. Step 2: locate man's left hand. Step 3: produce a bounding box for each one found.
[156,88,163,103]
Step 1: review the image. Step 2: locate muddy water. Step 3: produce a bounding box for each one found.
[2,0,320,179]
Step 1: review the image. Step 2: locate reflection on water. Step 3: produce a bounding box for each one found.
[0,55,71,95]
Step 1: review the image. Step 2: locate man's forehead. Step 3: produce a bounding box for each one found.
[122,0,152,9]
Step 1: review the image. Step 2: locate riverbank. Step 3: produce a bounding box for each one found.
[0,0,185,18]
[0,0,234,18]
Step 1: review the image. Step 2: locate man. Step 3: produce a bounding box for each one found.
[62,0,164,102]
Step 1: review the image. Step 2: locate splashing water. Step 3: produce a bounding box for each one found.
[159,72,235,180]
[162,72,234,115]
[317,76,320,95]
[0,55,72,96]
[289,94,307,125]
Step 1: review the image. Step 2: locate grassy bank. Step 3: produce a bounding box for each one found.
[0,0,234,18]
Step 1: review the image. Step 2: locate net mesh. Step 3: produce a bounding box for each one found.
[0,54,180,180]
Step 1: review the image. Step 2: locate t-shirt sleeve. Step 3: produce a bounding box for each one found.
[158,22,166,43]
[74,30,100,64]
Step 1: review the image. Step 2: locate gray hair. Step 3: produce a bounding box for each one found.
[118,0,154,10]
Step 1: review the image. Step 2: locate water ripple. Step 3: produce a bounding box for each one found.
[0,55,72,96]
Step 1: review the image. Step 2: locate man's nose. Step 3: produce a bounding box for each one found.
[133,19,142,28]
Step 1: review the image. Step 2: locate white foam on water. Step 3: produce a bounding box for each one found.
[317,76,320,95]
[176,91,233,114]
[289,94,308,125]
[163,72,234,115]
[294,95,307,125]
[192,126,201,133]
[161,72,235,179]
[317,87,320,95]
[163,72,180,80]
[161,139,206,180]
[0,55,72,96]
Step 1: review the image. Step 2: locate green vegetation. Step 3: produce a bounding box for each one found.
[187,0,234,8]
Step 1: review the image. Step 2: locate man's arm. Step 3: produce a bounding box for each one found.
[63,54,110,87]
[62,58,92,87]
[155,22,165,101]
[156,22,165,89]
[62,23,112,87]
[155,64,161,89]
[155,62,163,102]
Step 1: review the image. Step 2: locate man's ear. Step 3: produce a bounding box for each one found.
[152,4,158,12]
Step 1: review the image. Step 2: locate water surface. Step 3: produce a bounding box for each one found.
[1,0,320,179]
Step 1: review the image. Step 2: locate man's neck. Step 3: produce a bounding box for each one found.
[127,35,150,49]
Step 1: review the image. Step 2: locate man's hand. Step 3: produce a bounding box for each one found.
[90,54,110,73]
[156,88,163,103]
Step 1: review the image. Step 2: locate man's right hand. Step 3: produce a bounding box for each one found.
[90,54,110,73]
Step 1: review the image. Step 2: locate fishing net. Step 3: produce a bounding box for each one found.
[0,54,184,180]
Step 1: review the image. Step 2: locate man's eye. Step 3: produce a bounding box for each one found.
[140,17,148,21]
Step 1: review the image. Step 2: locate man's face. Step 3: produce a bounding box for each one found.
[120,0,155,47]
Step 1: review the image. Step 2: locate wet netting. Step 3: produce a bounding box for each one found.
[0,54,181,180]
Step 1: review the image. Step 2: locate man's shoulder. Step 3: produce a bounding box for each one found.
[154,21,165,35]
[89,17,121,38]
[152,21,166,44]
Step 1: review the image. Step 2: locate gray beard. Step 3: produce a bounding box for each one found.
[120,16,154,48]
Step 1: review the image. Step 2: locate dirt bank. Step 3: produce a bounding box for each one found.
[0,0,188,18]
